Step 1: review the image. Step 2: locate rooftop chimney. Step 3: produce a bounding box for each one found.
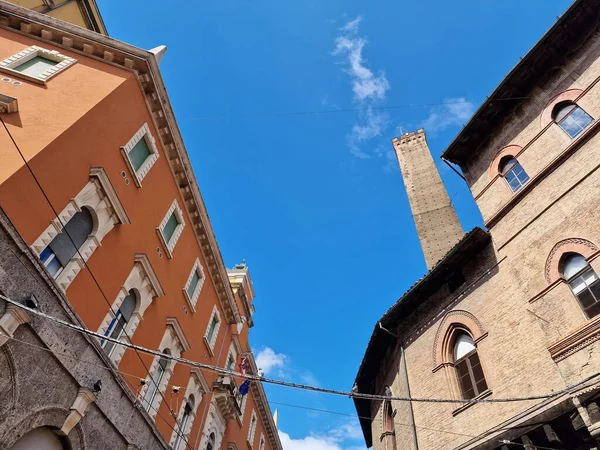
[392,129,464,269]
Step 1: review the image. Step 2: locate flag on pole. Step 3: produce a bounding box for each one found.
[239,379,251,396]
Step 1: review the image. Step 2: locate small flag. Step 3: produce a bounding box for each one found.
[239,379,251,396]
[240,357,248,375]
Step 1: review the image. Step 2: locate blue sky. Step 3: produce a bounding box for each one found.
[99,1,572,448]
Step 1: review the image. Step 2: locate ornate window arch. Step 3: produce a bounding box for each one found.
[31,167,130,291]
[97,253,164,365]
[432,311,489,401]
[170,368,209,450]
[198,400,226,450]
[544,238,599,284]
[488,145,523,179]
[139,319,191,419]
[540,89,585,126]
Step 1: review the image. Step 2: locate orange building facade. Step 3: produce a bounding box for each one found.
[0,2,281,450]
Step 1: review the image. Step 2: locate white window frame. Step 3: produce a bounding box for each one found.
[139,319,190,419]
[97,254,164,366]
[120,122,160,187]
[0,45,76,84]
[259,434,265,450]
[157,200,185,258]
[169,368,209,450]
[183,258,206,313]
[203,306,221,356]
[247,410,258,448]
[31,167,129,291]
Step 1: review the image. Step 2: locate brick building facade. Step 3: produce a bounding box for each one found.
[0,2,281,450]
[354,0,600,448]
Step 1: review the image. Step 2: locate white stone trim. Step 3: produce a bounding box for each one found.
[203,305,221,355]
[225,341,238,370]
[0,304,31,347]
[248,410,258,447]
[259,433,265,450]
[169,369,209,449]
[239,392,248,422]
[90,167,130,224]
[183,258,205,313]
[198,400,226,450]
[0,45,76,84]
[96,255,164,366]
[31,171,127,291]
[120,122,160,187]
[139,324,187,419]
[156,199,185,259]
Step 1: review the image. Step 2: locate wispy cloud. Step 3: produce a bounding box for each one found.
[279,420,363,450]
[421,97,476,133]
[333,17,390,158]
[255,347,288,377]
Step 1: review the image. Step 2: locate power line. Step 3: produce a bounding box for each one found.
[0,118,194,450]
[3,293,600,407]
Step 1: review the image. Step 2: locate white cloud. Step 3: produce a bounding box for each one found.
[279,420,364,450]
[255,347,288,377]
[333,17,390,159]
[421,97,476,133]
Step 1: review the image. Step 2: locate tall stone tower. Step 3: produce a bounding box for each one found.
[392,129,464,269]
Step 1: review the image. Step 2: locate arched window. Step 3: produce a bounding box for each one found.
[206,432,216,450]
[143,349,170,411]
[561,253,600,318]
[383,401,397,450]
[9,427,67,450]
[101,289,137,356]
[553,102,594,138]
[39,208,93,278]
[173,395,195,450]
[499,157,529,192]
[453,333,487,400]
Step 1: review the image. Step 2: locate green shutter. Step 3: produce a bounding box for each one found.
[187,270,201,298]
[162,212,179,243]
[15,56,58,78]
[128,138,152,172]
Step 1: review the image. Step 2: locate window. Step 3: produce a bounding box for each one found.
[226,353,236,371]
[453,333,487,400]
[0,45,76,84]
[183,258,205,312]
[383,401,397,450]
[121,123,160,186]
[143,350,170,412]
[248,411,257,446]
[39,207,94,278]
[206,432,216,450]
[259,435,265,450]
[157,200,185,258]
[553,102,594,138]
[204,307,221,354]
[561,253,600,319]
[173,395,195,450]
[101,289,136,356]
[499,157,529,193]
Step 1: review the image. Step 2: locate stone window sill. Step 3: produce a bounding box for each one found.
[452,389,492,416]
[548,314,600,361]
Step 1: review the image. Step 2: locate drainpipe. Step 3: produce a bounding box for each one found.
[378,323,419,450]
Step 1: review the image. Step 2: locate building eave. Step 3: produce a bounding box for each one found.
[0,1,242,326]
[353,227,491,447]
[441,0,600,165]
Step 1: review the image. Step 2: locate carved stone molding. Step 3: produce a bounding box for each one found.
[548,315,600,361]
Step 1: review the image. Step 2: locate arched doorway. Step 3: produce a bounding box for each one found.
[9,427,68,450]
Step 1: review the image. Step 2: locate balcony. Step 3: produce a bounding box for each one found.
[213,375,243,420]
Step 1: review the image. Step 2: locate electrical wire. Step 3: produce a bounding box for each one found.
[3,292,600,408]
[0,118,194,450]
[0,329,573,450]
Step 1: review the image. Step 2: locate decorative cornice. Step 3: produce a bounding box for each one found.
[89,167,130,225]
[166,317,191,352]
[549,315,600,361]
[0,93,17,113]
[0,2,241,325]
[134,253,165,297]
